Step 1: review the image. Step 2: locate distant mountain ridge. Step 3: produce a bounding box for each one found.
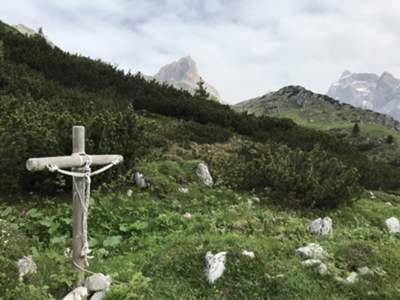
[327,71,400,119]
[234,85,400,132]
[153,56,221,102]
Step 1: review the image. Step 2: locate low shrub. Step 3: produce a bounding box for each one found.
[205,141,361,209]
[335,241,374,271]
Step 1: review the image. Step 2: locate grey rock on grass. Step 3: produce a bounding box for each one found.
[196,163,213,187]
[17,255,37,281]
[85,273,112,292]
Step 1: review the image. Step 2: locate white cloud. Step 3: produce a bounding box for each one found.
[1,0,400,103]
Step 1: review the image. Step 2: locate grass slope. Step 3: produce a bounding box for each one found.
[1,154,400,299]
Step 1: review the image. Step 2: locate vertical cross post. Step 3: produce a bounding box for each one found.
[26,125,123,287]
[72,126,85,286]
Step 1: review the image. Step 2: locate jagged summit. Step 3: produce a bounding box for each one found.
[154,56,221,102]
[13,24,56,48]
[327,71,400,119]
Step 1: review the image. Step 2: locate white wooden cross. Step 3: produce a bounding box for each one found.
[26,126,123,286]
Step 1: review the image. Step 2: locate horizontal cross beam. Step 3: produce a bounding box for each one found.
[26,154,123,172]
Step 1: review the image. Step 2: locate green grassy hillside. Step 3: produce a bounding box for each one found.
[234,86,400,164]
[1,20,400,299]
[1,152,400,299]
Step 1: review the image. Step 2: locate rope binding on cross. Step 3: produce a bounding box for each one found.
[46,154,122,268]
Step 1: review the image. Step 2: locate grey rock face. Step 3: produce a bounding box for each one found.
[85,273,112,292]
[196,163,214,187]
[328,71,400,119]
[154,56,221,102]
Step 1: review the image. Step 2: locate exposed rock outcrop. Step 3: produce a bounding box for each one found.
[154,56,221,102]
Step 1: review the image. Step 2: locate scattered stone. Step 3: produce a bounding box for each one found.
[64,247,72,258]
[346,272,358,284]
[385,217,400,233]
[196,163,213,187]
[301,259,322,267]
[242,250,255,258]
[318,263,329,276]
[296,243,327,259]
[369,191,376,199]
[357,267,373,276]
[321,217,333,235]
[250,196,260,203]
[178,187,189,193]
[91,290,106,300]
[85,273,112,292]
[183,212,193,220]
[126,189,133,197]
[133,172,147,189]
[62,287,88,300]
[308,217,332,236]
[17,255,37,281]
[385,202,392,206]
[205,251,227,283]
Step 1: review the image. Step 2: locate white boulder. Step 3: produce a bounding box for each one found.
[346,272,358,284]
[357,266,373,276]
[183,212,193,220]
[62,287,88,300]
[296,243,327,259]
[126,189,133,197]
[301,259,322,267]
[91,290,106,300]
[196,163,213,187]
[133,172,147,189]
[242,250,255,259]
[178,187,189,193]
[385,217,400,233]
[205,251,226,283]
[85,273,112,292]
[308,217,332,236]
[17,255,37,281]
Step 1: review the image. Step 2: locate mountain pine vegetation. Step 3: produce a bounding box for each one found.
[1,20,400,299]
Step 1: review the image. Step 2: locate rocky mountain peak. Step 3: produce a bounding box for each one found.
[340,70,352,78]
[327,71,400,119]
[154,56,221,102]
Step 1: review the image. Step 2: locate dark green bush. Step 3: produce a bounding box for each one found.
[207,141,361,209]
[172,120,233,144]
[0,20,400,196]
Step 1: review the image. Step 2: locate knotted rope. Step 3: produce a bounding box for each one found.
[47,155,122,268]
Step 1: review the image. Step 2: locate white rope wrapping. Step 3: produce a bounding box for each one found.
[47,155,121,268]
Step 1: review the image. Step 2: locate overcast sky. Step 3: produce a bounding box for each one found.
[1,0,400,103]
